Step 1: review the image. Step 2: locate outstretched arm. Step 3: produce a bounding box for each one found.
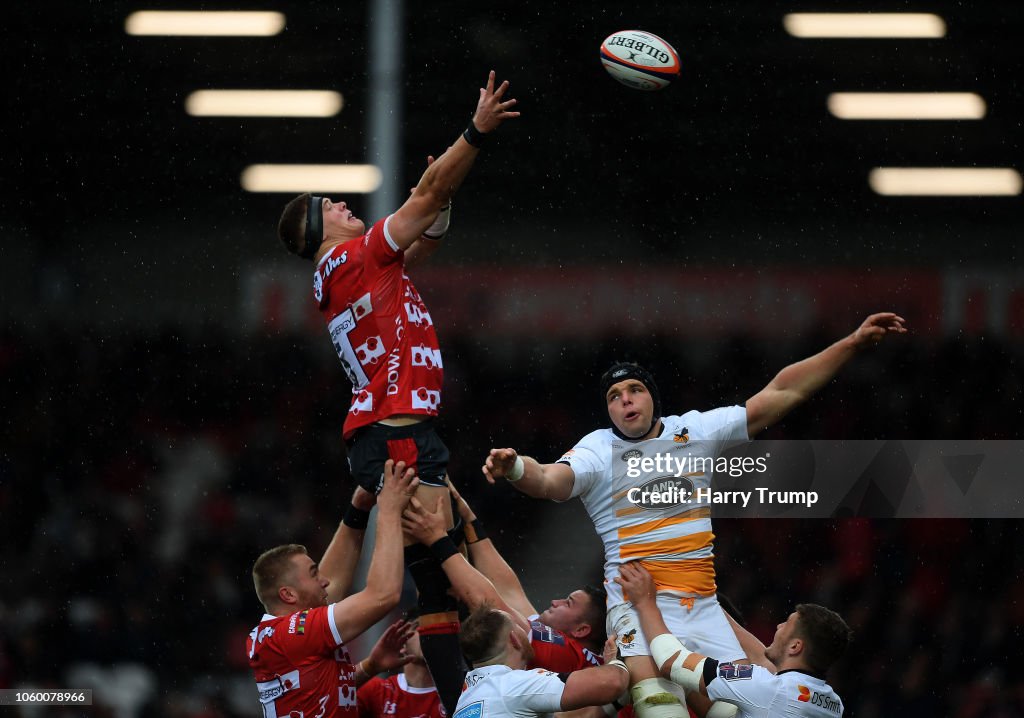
[746,312,907,436]
[482,448,576,502]
[387,71,519,249]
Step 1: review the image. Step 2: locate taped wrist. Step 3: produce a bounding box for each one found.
[429,535,459,564]
[342,504,371,530]
[462,120,488,148]
[464,518,488,544]
[650,634,706,693]
[506,456,525,482]
[423,204,451,240]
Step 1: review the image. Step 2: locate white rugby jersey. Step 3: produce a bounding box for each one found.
[558,408,748,605]
[454,665,565,718]
[706,663,844,718]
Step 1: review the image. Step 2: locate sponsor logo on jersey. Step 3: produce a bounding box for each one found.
[622,449,643,461]
[356,336,386,365]
[288,610,309,634]
[558,449,575,462]
[411,387,440,411]
[255,669,301,704]
[631,475,696,509]
[313,270,324,303]
[411,345,443,369]
[672,428,689,444]
[797,686,841,713]
[351,390,374,414]
[530,621,566,645]
[453,700,483,718]
[352,292,372,320]
[718,663,753,681]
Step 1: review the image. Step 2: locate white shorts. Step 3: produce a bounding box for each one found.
[606,583,744,662]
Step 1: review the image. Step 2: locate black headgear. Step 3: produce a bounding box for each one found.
[599,362,662,441]
[300,194,326,260]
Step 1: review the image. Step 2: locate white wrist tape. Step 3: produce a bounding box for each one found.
[506,456,525,482]
[422,204,451,239]
[650,633,705,693]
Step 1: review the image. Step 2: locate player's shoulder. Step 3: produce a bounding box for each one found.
[575,427,615,450]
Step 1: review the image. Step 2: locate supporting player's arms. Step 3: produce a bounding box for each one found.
[401,495,531,633]
[559,636,630,710]
[448,481,538,618]
[745,312,907,436]
[615,563,713,696]
[321,486,376,603]
[482,448,575,502]
[724,613,775,672]
[332,461,417,643]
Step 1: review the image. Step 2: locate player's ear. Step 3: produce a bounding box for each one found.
[789,636,804,657]
[278,585,297,605]
[570,622,592,641]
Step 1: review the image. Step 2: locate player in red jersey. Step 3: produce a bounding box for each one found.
[401,484,607,674]
[276,70,520,715]
[247,460,417,718]
[358,620,443,718]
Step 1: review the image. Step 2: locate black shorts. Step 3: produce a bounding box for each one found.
[346,419,450,494]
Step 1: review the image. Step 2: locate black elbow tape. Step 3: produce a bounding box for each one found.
[703,657,720,686]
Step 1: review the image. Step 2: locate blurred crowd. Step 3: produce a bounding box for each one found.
[0,322,1022,718]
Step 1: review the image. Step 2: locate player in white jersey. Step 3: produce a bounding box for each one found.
[454,606,628,718]
[616,563,848,718]
[482,313,904,718]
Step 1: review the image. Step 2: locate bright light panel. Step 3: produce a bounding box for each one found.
[784,13,946,38]
[241,165,383,193]
[869,168,1023,196]
[186,90,343,118]
[828,93,986,120]
[125,11,285,36]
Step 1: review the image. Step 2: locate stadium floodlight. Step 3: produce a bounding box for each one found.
[240,165,384,193]
[783,13,946,38]
[186,90,344,118]
[125,11,286,36]
[869,168,1023,196]
[828,93,986,120]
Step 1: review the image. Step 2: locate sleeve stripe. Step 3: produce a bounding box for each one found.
[382,215,400,253]
[327,603,344,645]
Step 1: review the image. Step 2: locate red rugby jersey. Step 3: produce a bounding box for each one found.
[247,606,357,718]
[526,617,603,673]
[313,217,443,439]
[357,673,444,718]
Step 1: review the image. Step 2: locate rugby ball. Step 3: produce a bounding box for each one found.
[600,30,681,91]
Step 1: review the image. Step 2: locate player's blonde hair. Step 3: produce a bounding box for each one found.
[252,544,308,612]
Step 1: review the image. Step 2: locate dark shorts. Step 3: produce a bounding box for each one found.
[346,419,450,494]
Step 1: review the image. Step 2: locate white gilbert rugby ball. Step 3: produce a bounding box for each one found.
[600,30,681,91]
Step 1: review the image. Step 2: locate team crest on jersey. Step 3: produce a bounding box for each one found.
[718,663,753,681]
[619,629,637,649]
[673,428,690,444]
